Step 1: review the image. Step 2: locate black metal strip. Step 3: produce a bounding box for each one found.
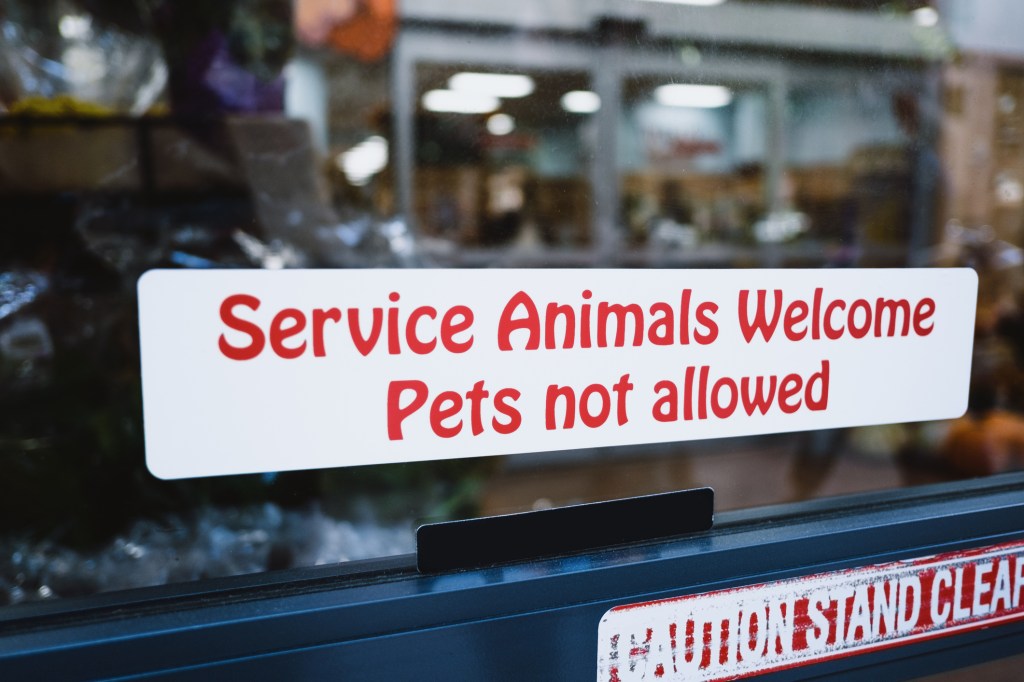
[416,487,714,572]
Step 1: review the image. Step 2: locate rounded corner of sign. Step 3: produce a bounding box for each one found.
[958,266,980,288]
[598,604,620,625]
[136,268,161,294]
[145,456,180,481]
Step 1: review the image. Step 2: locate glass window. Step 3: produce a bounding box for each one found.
[618,75,770,255]
[1,0,1022,613]
[413,64,595,251]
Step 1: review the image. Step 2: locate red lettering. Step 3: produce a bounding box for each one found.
[874,298,911,337]
[498,291,539,351]
[811,287,823,339]
[442,305,474,353]
[387,292,401,354]
[220,296,476,358]
[387,380,428,440]
[430,390,463,438]
[648,302,674,345]
[390,380,519,440]
[219,294,265,360]
[711,377,738,419]
[580,290,593,348]
[269,308,306,359]
[740,375,777,416]
[653,380,678,422]
[694,301,719,344]
[848,299,872,339]
[806,361,830,410]
[778,373,803,414]
[546,384,575,430]
[679,289,691,345]
[348,307,383,357]
[597,302,644,347]
[311,308,341,357]
[612,373,634,425]
[545,303,576,349]
[698,365,709,420]
[492,388,522,434]
[406,306,437,355]
[580,384,611,428]
[914,298,936,336]
[682,368,694,421]
[739,289,783,343]
[784,300,809,341]
[824,300,846,340]
[466,380,489,436]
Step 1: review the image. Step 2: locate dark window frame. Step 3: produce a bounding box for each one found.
[2,472,1023,680]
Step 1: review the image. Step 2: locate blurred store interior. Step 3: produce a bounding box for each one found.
[1,0,1024,602]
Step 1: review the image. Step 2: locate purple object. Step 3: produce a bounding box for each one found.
[169,31,284,115]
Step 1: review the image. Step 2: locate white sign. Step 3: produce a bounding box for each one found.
[138,268,976,479]
[596,540,1024,681]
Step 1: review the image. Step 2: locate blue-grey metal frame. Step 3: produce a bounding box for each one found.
[2,473,1023,681]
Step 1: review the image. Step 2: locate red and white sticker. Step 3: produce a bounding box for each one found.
[597,540,1024,681]
[138,268,975,479]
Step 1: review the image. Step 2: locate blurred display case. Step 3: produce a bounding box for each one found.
[385,5,946,268]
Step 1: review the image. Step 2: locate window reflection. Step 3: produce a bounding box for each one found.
[619,77,768,254]
[413,64,594,251]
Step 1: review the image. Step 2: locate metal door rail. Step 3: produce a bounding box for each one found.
[1,474,1022,681]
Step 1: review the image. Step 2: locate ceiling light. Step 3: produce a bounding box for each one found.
[422,89,500,114]
[654,84,732,108]
[59,14,92,40]
[561,90,601,114]
[337,136,388,186]
[638,0,726,6]
[486,113,515,136]
[911,7,939,27]
[448,72,535,98]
